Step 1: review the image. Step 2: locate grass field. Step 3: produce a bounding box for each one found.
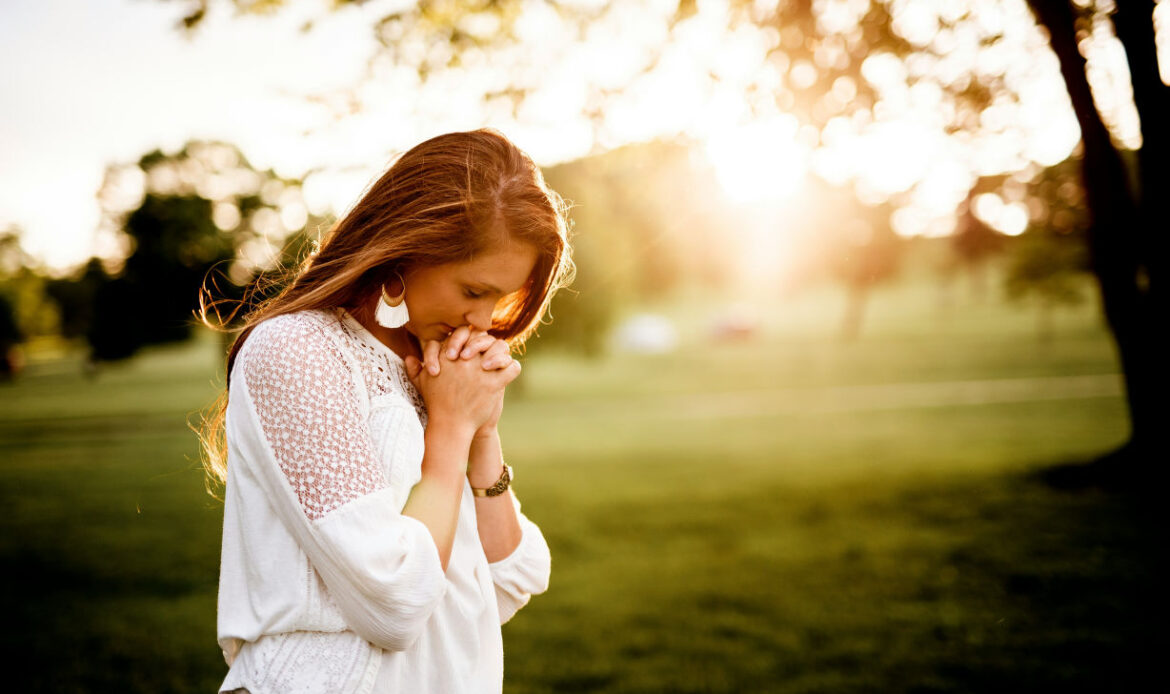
[0,277,1156,693]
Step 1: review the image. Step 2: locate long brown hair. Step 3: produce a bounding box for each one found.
[195,128,575,492]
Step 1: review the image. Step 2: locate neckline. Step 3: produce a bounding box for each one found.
[336,307,407,365]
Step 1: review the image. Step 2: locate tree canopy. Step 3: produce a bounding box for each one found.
[155,0,1165,471]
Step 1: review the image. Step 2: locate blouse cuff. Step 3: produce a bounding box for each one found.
[488,511,551,597]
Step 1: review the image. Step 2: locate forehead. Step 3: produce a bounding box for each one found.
[451,241,538,291]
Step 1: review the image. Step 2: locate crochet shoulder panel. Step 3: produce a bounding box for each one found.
[238,310,385,521]
[333,309,428,427]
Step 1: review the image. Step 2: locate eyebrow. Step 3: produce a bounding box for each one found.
[468,281,505,295]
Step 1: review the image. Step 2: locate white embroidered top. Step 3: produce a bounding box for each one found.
[216,307,551,694]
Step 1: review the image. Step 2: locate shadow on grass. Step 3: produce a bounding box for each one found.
[505,466,1161,694]
[1035,438,1158,497]
[2,547,223,693]
[930,467,1160,694]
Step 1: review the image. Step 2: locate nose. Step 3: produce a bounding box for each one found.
[464,303,494,332]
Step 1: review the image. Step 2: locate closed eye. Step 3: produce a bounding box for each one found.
[464,288,485,299]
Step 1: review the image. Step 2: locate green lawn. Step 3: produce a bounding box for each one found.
[1,280,1154,693]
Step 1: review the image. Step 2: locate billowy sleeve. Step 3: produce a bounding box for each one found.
[228,314,446,651]
[487,493,551,624]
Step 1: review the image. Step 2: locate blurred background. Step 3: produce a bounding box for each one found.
[1,0,1163,691]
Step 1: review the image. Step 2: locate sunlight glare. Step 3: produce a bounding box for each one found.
[704,116,809,204]
[973,192,1029,236]
[855,119,933,197]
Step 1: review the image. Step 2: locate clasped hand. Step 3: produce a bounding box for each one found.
[402,326,520,437]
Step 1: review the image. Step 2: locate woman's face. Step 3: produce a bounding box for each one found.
[401,240,539,342]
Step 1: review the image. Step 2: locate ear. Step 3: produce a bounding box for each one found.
[380,264,408,297]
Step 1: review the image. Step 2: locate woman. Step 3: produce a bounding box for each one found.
[198,128,574,693]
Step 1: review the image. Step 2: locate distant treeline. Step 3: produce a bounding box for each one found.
[1,138,1090,375]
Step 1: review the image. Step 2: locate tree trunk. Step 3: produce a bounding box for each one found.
[840,283,868,341]
[968,260,989,304]
[1026,0,1157,468]
[1111,1,1167,297]
[1109,1,1166,460]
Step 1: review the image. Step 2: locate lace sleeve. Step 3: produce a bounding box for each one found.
[229,312,447,652]
[241,314,385,520]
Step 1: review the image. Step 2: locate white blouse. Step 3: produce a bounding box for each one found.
[216,307,551,694]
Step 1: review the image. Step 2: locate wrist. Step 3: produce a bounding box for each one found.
[472,425,500,444]
[426,414,478,446]
[467,460,505,488]
[467,432,504,488]
[423,416,476,481]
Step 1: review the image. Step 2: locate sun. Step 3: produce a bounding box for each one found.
[703,116,810,205]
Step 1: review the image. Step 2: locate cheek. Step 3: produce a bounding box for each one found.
[409,282,466,319]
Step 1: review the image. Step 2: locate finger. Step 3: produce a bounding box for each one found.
[480,342,512,370]
[459,332,492,359]
[461,333,496,359]
[442,325,472,360]
[403,355,422,385]
[424,340,442,376]
[498,358,522,385]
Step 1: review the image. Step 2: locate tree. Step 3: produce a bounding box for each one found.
[84,140,319,361]
[1002,156,1092,341]
[1004,223,1089,341]
[950,179,1010,303]
[165,0,1164,471]
[45,259,106,340]
[1024,0,1163,474]
[0,229,61,342]
[819,185,902,340]
[1,228,61,378]
[0,293,20,380]
[538,138,737,354]
[763,174,906,339]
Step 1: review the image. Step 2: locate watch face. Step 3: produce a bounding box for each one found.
[488,466,511,496]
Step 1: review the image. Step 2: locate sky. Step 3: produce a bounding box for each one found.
[1,0,454,271]
[1,0,1163,274]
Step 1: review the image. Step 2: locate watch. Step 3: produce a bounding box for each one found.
[471,464,512,497]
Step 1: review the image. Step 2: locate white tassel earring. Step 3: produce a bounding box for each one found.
[375,272,410,328]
